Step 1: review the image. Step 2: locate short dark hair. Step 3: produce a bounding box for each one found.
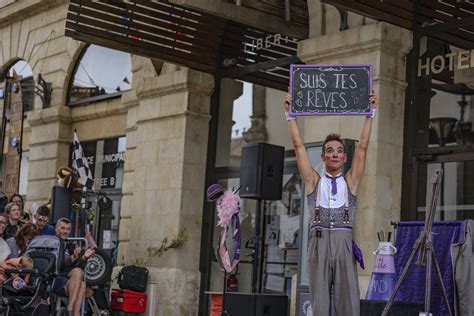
[322,133,345,152]
[9,193,24,205]
[37,205,50,218]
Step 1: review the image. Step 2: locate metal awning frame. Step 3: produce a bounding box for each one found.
[322,0,474,50]
[65,0,305,92]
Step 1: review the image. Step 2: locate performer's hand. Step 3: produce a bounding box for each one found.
[369,90,378,110]
[284,94,292,112]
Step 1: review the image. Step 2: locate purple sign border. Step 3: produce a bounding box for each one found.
[289,64,373,117]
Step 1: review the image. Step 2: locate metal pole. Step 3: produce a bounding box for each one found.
[221,271,228,316]
[251,199,261,294]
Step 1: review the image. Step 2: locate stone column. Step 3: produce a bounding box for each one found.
[118,67,213,315]
[26,106,72,206]
[298,22,413,292]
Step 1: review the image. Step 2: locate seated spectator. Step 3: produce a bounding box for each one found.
[0,213,11,260]
[6,223,38,258]
[53,218,95,316]
[4,203,22,240]
[34,205,55,236]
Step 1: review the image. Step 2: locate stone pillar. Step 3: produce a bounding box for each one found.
[298,22,413,293]
[26,106,72,206]
[118,67,213,315]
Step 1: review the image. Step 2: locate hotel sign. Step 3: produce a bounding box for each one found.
[418,49,474,76]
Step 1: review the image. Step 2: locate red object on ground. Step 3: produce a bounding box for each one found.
[226,274,238,292]
[111,289,148,313]
[210,293,222,316]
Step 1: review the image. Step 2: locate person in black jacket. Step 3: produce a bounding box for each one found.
[53,218,95,316]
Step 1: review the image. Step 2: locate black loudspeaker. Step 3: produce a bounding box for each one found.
[51,186,71,224]
[225,293,288,316]
[360,300,423,316]
[240,143,284,200]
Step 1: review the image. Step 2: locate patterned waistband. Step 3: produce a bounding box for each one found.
[310,223,353,231]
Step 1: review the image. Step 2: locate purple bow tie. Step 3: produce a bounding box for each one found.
[325,173,343,195]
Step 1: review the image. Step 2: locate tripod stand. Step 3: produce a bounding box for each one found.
[382,169,452,316]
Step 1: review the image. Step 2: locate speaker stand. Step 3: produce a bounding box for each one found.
[251,198,262,294]
[221,270,228,316]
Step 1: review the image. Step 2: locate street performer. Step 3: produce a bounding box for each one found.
[284,91,377,315]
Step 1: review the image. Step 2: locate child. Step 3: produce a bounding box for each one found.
[0,255,33,285]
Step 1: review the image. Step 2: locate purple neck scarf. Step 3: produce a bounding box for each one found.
[325,173,343,195]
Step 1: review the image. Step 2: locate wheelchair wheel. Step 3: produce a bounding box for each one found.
[85,248,112,286]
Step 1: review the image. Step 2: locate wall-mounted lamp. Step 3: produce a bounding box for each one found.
[429,117,457,147]
[35,73,52,108]
[10,137,21,154]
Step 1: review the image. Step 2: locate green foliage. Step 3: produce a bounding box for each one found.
[147,228,189,258]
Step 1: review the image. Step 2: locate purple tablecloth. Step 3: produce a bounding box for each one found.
[393,221,466,316]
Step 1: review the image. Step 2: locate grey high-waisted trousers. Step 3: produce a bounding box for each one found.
[308,229,360,316]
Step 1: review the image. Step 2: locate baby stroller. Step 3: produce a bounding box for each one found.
[0,235,67,315]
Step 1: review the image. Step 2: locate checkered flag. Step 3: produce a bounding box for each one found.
[72,131,94,189]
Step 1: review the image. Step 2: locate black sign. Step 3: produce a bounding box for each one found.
[69,137,125,189]
[290,64,372,116]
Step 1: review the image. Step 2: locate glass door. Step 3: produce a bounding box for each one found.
[412,151,474,221]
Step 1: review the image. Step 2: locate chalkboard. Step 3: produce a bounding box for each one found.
[290,64,372,116]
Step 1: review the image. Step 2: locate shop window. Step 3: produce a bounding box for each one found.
[207,79,301,311]
[208,170,301,297]
[406,36,474,221]
[68,45,132,106]
[215,81,293,167]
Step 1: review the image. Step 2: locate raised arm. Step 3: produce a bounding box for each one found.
[284,94,319,194]
[346,92,377,195]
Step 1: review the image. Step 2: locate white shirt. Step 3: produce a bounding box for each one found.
[319,173,347,208]
[0,238,11,261]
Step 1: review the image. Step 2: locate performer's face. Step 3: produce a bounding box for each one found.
[322,140,346,171]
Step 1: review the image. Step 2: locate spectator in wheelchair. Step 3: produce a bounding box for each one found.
[4,202,22,240]
[0,213,11,260]
[35,205,55,236]
[54,217,95,316]
[6,223,38,258]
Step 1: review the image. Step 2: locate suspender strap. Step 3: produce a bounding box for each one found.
[313,176,350,224]
[314,179,321,224]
